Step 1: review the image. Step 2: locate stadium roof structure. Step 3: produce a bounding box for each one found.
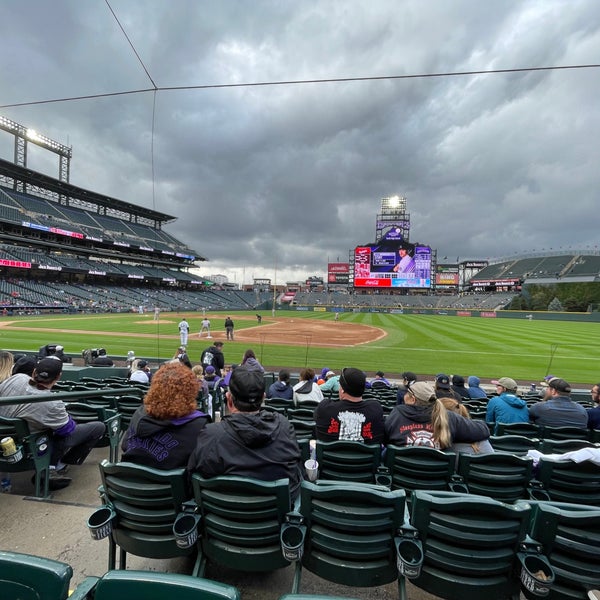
[0,157,175,225]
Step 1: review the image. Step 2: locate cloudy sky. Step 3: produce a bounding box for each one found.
[1,1,599,284]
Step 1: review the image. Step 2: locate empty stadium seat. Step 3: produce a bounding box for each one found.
[189,474,295,577]
[92,460,196,571]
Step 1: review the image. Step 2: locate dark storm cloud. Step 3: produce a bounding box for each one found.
[1,0,599,280]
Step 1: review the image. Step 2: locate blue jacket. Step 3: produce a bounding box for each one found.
[467,376,488,399]
[486,392,529,433]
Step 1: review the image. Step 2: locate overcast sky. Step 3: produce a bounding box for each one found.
[1,1,599,284]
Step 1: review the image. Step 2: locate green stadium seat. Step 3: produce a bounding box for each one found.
[541,426,591,441]
[70,570,240,600]
[0,416,52,498]
[315,440,382,484]
[383,445,456,495]
[92,460,196,571]
[489,434,541,455]
[408,490,554,600]
[540,439,599,454]
[527,501,600,600]
[65,402,120,462]
[0,550,74,600]
[533,457,600,506]
[452,452,535,503]
[290,481,409,596]
[496,422,542,438]
[189,474,295,577]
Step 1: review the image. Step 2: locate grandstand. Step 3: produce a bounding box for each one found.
[1,118,599,314]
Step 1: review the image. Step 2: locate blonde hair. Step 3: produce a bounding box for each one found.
[440,397,471,418]
[191,365,204,380]
[406,388,453,449]
[0,351,14,383]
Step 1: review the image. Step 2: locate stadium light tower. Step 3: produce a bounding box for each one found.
[0,115,72,193]
[376,195,411,242]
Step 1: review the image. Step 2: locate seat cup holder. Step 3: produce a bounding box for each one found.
[88,506,116,540]
[173,512,201,549]
[396,537,424,579]
[519,554,555,597]
[280,522,306,562]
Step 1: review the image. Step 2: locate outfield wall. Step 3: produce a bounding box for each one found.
[283,305,600,322]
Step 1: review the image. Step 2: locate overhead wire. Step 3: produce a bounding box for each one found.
[1,63,599,109]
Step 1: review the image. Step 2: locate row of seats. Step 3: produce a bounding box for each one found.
[89,460,600,600]
[310,441,600,506]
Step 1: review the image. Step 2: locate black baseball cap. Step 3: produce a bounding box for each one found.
[339,367,366,397]
[547,378,571,394]
[35,357,63,382]
[228,367,265,405]
[436,374,451,389]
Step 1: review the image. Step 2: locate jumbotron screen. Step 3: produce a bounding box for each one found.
[353,241,432,288]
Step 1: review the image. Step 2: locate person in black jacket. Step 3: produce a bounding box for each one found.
[122,362,209,470]
[200,341,225,376]
[187,366,302,499]
[385,381,490,448]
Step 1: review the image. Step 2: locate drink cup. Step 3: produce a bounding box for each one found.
[304,459,319,482]
[1,437,17,456]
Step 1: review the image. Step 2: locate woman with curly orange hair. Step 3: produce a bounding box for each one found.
[121,362,209,469]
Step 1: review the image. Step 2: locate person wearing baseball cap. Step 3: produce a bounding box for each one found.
[188,366,302,499]
[314,367,385,444]
[529,377,588,427]
[486,377,529,433]
[385,381,490,448]
[0,357,105,490]
[435,374,463,402]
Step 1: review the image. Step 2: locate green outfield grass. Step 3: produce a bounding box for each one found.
[1,311,598,385]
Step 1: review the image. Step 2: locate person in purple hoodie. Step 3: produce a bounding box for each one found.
[122,362,210,470]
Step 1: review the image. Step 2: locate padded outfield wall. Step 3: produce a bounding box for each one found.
[281,304,600,323]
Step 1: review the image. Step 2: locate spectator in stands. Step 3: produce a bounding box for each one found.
[188,367,302,499]
[371,371,391,389]
[122,362,209,470]
[201,341,225,376]
[486,377,529,433]
[224,316,235,341]
[12,354,36,377]
[90,348,114,367]
[450,375,471,401]
[319,370,341,394]
[385,382,490,448]
[467,375,488,399]
[435,374,462,402]
[396,371,417,404]
[440,397,494,454]
[314,367,385,443]
[221,364,236,387]
[0,351,14,382]
[587,383,600,429]
[267,369,294,400]
[241,348,264,373]
[191,364,210,397]
[174,346,193,369]
[317,366,330,385]
[178,317,190,347]
[129,359,151,384]
[0,358,105,490]
[293,368,324,405]
[529,377,588,427]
